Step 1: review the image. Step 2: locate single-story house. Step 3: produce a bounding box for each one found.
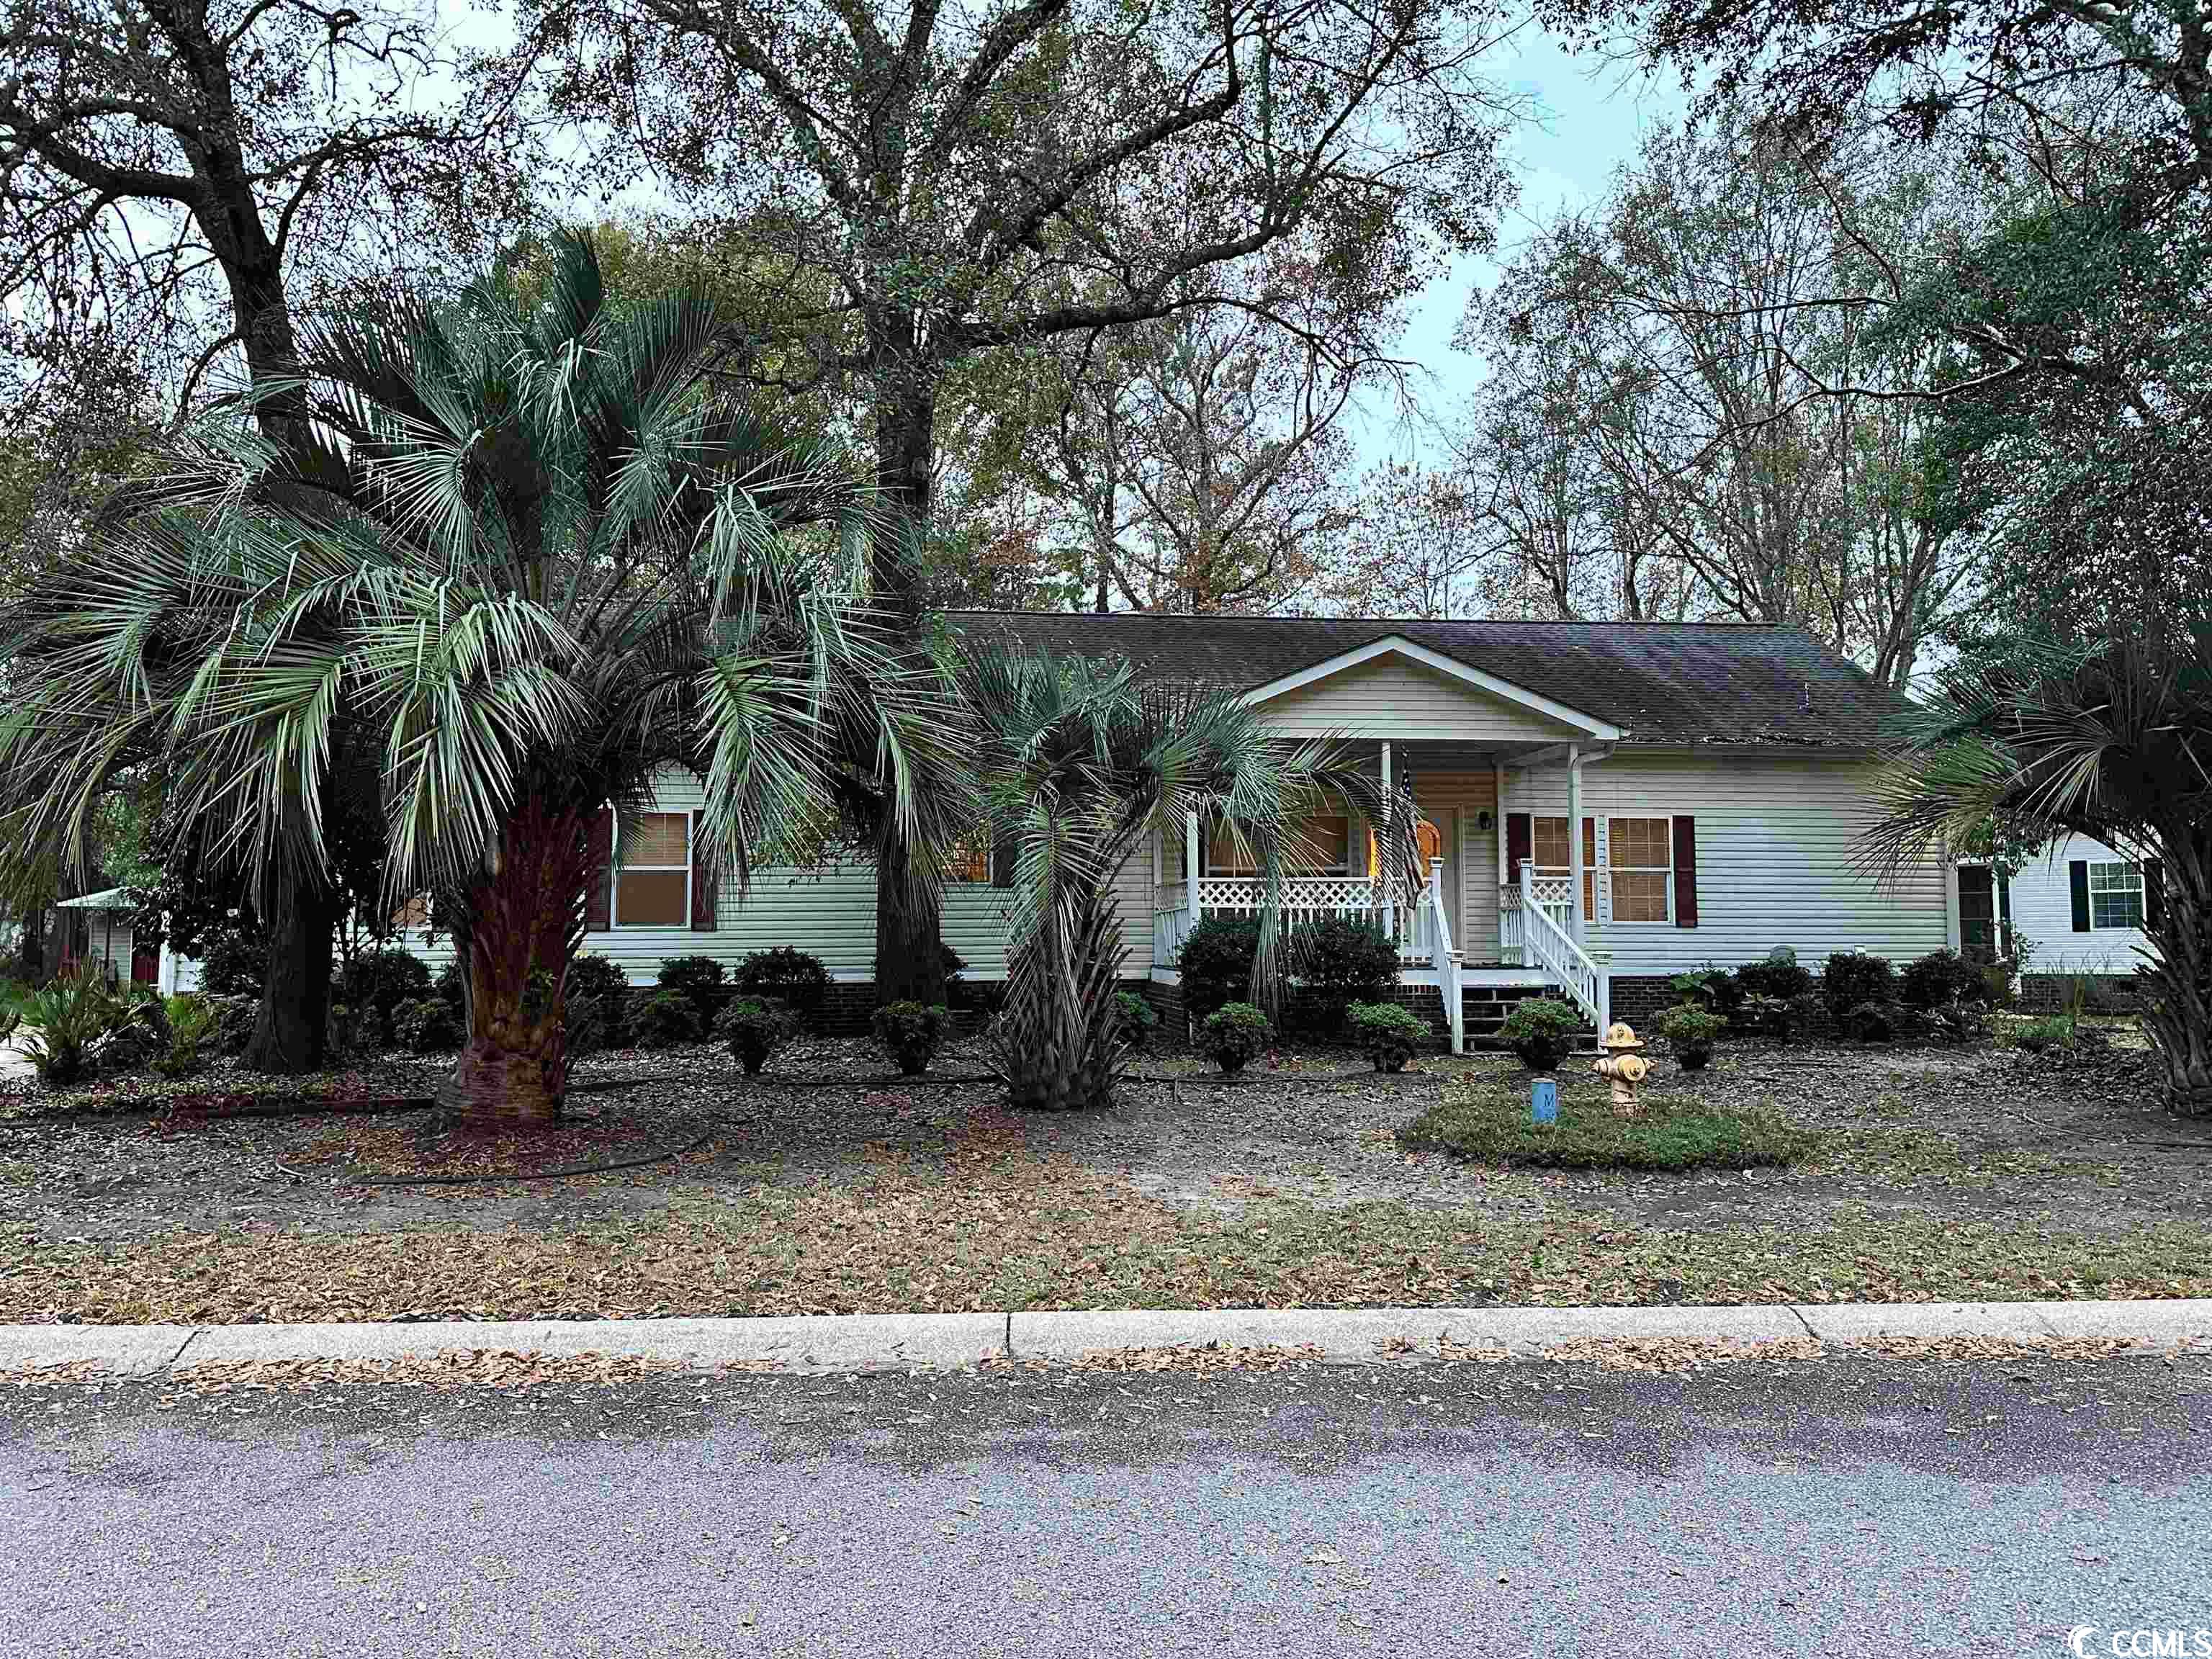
[146,613,1968,1048]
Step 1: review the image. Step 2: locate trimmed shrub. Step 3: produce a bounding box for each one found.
[733,947,830,1025]
[393,997,461,1054]
[630,988,701,1048]
[1348,1001,1428,1074]
[1841,999,1912,1043]
[716,996,789,1076]
[1175,915,1260,1025]
[325,1000,385,1060]
[1822,950,1894,1026]
[1290,917,1400,1034]
[197,928,266,997]
[1654,1002,1723,1069]
[1200,1002,1272,1075]
[1734,948,1812,1002]
[657,955,726,1027]
[1899,948,1995,1011]
[1497,996,1583,1072]
[872,1000,951,1076]
[1115,989,1159,1051]
[1740,992,1812,1043]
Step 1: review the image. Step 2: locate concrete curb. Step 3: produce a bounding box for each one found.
[3,1300,2208,1376]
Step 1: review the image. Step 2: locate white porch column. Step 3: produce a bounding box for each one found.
[1185,811,1202,924]
[1379,740,1394,940]
[1493,760,1508,886]
[1565,743,1585,946]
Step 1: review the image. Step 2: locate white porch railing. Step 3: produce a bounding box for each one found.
[1151,874,1442,968]
[1510,864,1609,1033]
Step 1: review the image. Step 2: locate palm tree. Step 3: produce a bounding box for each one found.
[1866,631,2211,1115]
[964,647,1414,1111]
[0,233,966,1127]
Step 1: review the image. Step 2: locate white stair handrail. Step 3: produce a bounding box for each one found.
[1518,864,1606,1031]
[1428,858,1464,1054]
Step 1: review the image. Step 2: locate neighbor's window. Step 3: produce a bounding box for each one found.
[1609,816,1673,923]
[615,812,691,927]
[2089,860,2145,930]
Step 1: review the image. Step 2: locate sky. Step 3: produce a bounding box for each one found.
[1357,27,1687,469]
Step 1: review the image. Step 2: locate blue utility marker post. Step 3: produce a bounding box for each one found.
[1531,1079,1558,1124]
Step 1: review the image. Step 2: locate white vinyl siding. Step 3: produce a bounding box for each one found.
[1255,655,1580,742]
[1502,751,1948,974]
[2002,833,2158,975]
[387,765,1149,985]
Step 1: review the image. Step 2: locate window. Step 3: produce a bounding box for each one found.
[615,812,691,927]
[1291,814,1351,876]
[1529,815,1598,920]
[2089,860,2145,930]
[1205,812,1352,877]
[1608,816,1674,924]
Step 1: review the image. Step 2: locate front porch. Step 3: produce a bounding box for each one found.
[1148,737,1617,1053]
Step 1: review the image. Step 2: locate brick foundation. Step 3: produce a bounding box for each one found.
[2019,972,2141,1015]
[1606,974,1686,1025]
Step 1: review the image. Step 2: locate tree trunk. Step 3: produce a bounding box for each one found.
[871,346,936,619]
[873,831,948,1007]
[2146,831,2212,1116]
[242,886,335,1074]
[436,799,594,1130]
[868,348,951,1001]
[991,880,1127,1111]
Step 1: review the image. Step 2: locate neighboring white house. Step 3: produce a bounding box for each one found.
[1957,832,2160,981]
[150,612,1958,1052]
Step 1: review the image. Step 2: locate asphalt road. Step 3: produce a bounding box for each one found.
[4,1349,2207,1657]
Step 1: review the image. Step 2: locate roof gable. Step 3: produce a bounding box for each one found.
[1243,634,1622,739]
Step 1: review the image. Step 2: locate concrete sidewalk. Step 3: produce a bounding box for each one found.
[3,1299,2208,1375]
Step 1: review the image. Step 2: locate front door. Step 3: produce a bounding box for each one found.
[1413,807,1460,953]
[1958,866,1997,960]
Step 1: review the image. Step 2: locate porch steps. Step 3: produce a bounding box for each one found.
[1458,983,1595,1048]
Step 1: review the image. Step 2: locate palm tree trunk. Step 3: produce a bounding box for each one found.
[438,800,593,1129]
[2146,830,2212,1115]
[994,884,1127,1111]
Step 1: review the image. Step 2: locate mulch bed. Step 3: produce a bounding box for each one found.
[4,1031,2211,1326]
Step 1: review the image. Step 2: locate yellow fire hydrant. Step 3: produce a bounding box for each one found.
[1591,1021,1650,1116]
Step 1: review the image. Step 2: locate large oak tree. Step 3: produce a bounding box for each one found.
[513,0,1521,999]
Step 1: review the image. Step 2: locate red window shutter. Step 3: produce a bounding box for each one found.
[1505,812,1532,880]
[690,810,716,931]
[1672,815,1699,928]
[585,807,614,931]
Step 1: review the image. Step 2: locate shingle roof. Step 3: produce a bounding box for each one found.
[943,611,1910,749]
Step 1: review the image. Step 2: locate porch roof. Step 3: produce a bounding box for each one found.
[947,613,1911,750]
